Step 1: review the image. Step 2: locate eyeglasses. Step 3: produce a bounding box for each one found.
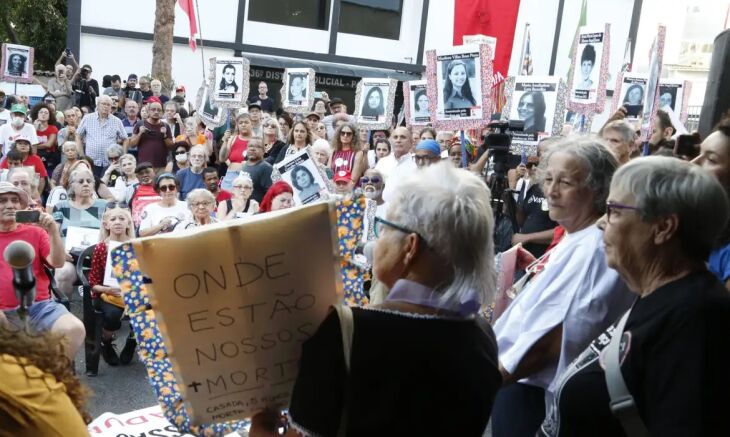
[340,131,354,136]
[108,156,120,162]
[374,216,431,248]
[158,184,177,192]
[191,201,213,208]
[264,123,277,128]
[106,201,129,209]
[175,150,187,155]
[360,176,382,185]
[605,201,641,224]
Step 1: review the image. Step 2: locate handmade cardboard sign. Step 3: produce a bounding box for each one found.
[130,202,341,425]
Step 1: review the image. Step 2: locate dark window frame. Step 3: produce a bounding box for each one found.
[248,0,332,31]
[339,0,403,40]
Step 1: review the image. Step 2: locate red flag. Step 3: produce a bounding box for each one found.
[453,0,521,77]
[177,0,198,51]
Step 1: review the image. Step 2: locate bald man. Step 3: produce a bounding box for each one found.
[378,127,418,203]
[76,94,128,177]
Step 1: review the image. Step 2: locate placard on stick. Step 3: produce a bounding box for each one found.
[567,24,611,115]
[0,43,34,84]
[640,25,667,141]
[426,44,494,130]
[130,202,341,425]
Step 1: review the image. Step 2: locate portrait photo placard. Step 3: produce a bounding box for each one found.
[196,84,226,129]
[1,43,34,84]
[641,25,667,141]
[503,76,566,149]
[354,78,396,130]
[612,73,648,120]
[210,56,249,108]
[567,24,611,114]
[275,148,330,206]
[659,79,691,124]
[280,68,315,114]
[403,80,430,128]
[426,43,494,130]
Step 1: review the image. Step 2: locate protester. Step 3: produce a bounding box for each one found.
[333,170,354,197]
[76,95,127,177]
[201,166,231,205]
[165,141,190,174]
[311,138,334,179]
[275,120,311,163]
[47,64,74,111]
[250,162,501,436]
[126,162,160,229]
[255,81,275,113]
[0,135,48,194]
[600,120,635,164]
[138,173,191,236]
[172,189,217,231]
[57,107,80,148]
[217,173,259,219]
[278,113,293,142]
[163,101,184,138]
[122,74,143,106]
[540,157,730,436]
[413,139,441,168]
[0,104,39,156]
[238,138,273,202]
[378,127,416,200]
[110,154,138,202]
[306,112,321,134]
[492,137,634,437]
[88,205,137,366]
[176,144,207,199]
[436,130,454,154]
[262,118,286,164]
[314,121,328,141]
[129,100,172,172]
[121,99,143,141]
[71,64,99,110]
[51,141,81,187]
[248,101,264,136]
[100,145,124,188]
[149,79,169,104]
[330,123,366,185]
[219,114,253,190]
[448,142,463,167]
[258,180,293,213]
[30,103,60,174]
[648,109,676,154]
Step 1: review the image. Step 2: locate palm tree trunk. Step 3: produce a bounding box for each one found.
[152,0,175,95]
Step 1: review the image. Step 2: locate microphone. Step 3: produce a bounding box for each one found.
[4,240,36,312]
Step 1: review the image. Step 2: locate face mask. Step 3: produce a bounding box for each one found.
[175,153,188,163]
[11,117,24,128]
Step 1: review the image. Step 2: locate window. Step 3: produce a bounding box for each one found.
[339,0,403,40]
[248,0,331,31]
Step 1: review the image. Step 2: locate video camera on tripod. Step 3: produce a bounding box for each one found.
[481,120,524,218]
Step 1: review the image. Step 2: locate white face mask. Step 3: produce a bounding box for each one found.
[175,153,188,163]
[11,116,24,128]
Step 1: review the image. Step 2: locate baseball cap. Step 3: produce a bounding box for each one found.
[175,85,186,93]
[0,181,29,209]
[333,170,352,183]
[128,74,138,80]
[305,111,321,120]
[10,103,26,115]
[329,98,344,106]
[144,96,162,105]
[13,134,32,144]
[247,99,262,110]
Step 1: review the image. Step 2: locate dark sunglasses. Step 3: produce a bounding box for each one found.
[108,156,120,161]
[106,201,129,209]
[174,150,187,155]
[340,131,354,136]
[360,176,382,185]
[158,184,177,192]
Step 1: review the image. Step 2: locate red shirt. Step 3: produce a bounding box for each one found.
[0,225,51,310]
[130,184,161,228]
[229,137,248,164]
[215,189,232,204]
[0,154,49,177]
[36,125,59,152]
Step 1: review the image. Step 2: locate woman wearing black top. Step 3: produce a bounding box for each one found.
[262,118,286,165]
[250,162,501,436]
[540,157,730,436]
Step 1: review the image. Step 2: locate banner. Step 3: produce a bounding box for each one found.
[129,202,341,425]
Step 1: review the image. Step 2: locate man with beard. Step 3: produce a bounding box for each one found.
[202,166,231,205]
[129,100,173,172]
[361,168,386,234]
[122,74,144,106]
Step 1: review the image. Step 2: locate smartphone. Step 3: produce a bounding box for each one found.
[15,210,40,223]
[65,48,72,56]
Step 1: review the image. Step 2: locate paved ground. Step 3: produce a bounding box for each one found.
[69,298,157,419]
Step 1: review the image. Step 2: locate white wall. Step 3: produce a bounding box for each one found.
[422,0,455,53]
[508,0,561,76]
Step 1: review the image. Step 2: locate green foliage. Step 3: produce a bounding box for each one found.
[0,0,68,71]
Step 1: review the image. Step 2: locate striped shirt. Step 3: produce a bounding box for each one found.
[77,112,128,166]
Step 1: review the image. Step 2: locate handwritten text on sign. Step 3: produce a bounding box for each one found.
[132,203,340,425]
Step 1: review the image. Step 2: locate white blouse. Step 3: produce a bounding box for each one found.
[493,225,634,394]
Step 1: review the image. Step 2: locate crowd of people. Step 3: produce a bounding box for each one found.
[1,51,730,436]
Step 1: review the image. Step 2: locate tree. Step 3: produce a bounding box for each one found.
[152,0,176,95]
[0,0,68,71]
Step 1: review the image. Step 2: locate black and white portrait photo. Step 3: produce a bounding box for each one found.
[508,77,560,141]
[435,47,483,120]
[281,68,315,112]
[658,82,682,112]
[408,80,430,124]
[1,43,33,83]
[355,78,394,128]
[199,87,222,124]
[570,29,604,104]
[213,57,245,103]
[617,74,647,118]
[275,148,329,205]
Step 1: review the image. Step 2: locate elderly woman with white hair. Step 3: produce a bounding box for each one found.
[250,162,502,436]
[491,137,634,437]
[311,138,334,179]
[173,188,217,231]
[217,174,258,219]
[539,157,730,436]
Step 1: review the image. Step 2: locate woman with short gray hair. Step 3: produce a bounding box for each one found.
[174,188,217,231]
[492,136,634,437]
[250,162,502,436]
[600,120,636,164]
[540,156,730,436]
